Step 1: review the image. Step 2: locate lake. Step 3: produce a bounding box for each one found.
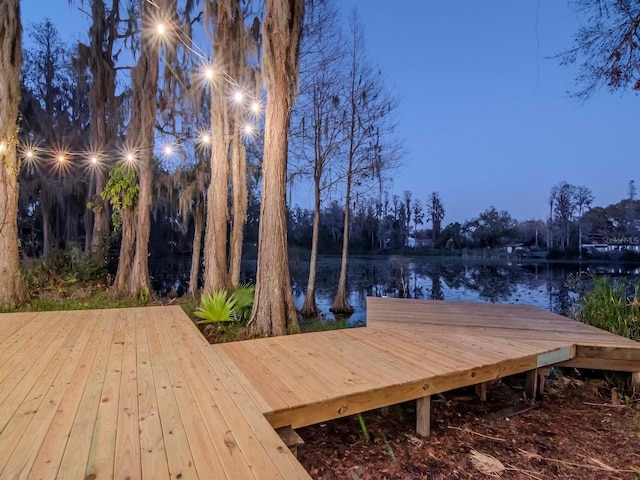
[149,254,640,325]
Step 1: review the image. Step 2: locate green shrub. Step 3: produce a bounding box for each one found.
[579,276,640,341]
[194,284,256,325]
[22,246,106,293]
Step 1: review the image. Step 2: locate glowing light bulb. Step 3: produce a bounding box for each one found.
[251,102,261,114]
[0,142,6,153]
[126,153,134,162]
[157,23,165,35]
[164,145,173,156]
[91,156,98,164]
[26,151,33,159]
[200,133,211,144]
[243,124,254,135]
[205,68,214,80]
[233,91,244,103]
[58,155,65,163]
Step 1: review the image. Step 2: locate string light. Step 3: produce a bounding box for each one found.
[14,1,264,173]
[200,133,211,144]
[241,123,258,141]
[19,141,41,169]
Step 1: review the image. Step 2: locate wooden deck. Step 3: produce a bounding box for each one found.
[216,298,640,430]
[0,307,308,480]
[1,298,639,478]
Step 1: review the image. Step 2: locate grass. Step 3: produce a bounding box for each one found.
[578,276,640,341]
[22,289,141,311]
[299,316,350,333]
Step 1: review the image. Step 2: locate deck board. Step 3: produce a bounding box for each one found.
[1,298,639,478]
[2,313,100,480]
[28,312,109,480]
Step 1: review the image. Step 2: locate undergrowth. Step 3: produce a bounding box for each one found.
[22,245,107,294]
[578,276,640,341]
[17,246,148,311]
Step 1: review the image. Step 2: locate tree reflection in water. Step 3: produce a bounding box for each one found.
[149,255,639,324]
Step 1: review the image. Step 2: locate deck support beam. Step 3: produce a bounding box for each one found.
[526,368,550,400]
[416,396,431,437]
[633,372,640,390]
[475,382,487,402]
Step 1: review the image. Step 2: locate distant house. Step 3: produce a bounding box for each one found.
[504,243,526,255]
[406,236,433,248]
[582,243,609,253]
[584,236,640,253]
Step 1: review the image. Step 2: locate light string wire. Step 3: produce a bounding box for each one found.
[4,0,263,173]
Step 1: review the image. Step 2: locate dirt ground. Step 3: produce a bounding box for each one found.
[297,374,640,480]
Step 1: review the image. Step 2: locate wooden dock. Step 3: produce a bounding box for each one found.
[1,298,639,479]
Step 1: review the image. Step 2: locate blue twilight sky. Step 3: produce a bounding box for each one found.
[20,1,640,225]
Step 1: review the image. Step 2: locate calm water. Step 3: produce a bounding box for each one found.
[150,255,640,325]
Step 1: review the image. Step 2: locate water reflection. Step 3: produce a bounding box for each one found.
[148,255,639,325]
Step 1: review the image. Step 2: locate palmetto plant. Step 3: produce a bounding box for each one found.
[195,284,255,325]
[230,283,255,323]
[195,291,237,324]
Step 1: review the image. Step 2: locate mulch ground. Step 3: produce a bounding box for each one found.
[297,374,640,479]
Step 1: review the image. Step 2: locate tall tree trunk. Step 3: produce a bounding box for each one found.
[189,195,204,297]
[128,0,158,295]
[0,0,25,307]
[301,103,324,318]
[300,175,321,318]
[332,40,359,315]
[86,0,115,258]
[331,165,354,315]
[41,195,52,257]
[203,93,231,293]
[84,192,92,253]
[229,119,247,286]
[114,207,135,292]
[90,155,109,256]
[228,3,249,287]
[248,0,304,336]
[578,222,583,259]
[203,0,234,294]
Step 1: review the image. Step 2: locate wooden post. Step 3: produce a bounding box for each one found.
[632,372,640,390]
[416,396,431,437]
[525,369,539,400]
[526,368,550,400]
[475,382,487,402]
[538,368,550,396]
[380,406,389,415]
[276,426,304,458]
